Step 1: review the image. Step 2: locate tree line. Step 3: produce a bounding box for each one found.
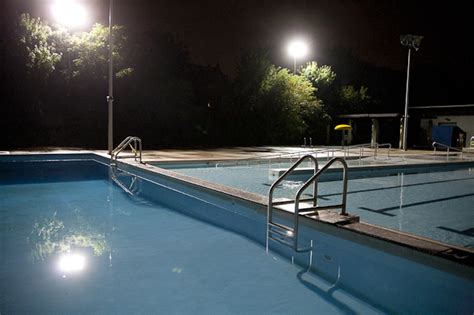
[2,14,404,149]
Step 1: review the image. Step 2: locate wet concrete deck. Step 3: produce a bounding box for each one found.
[4,145,465,163]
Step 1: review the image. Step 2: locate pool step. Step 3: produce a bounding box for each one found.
[273,201,359,225]
[274,201,319,215]
[267,222,295,248]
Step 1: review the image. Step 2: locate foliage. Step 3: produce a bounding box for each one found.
[225,51,324,144]
[68,24,133,80]
[300,61,337,125]
[15,13,132,82]
[300,61,336,90]
[17,13,62,77]
[339,85,372,113]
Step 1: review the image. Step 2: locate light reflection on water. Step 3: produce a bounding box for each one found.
[27,209,110,277]
[58,252,86,276]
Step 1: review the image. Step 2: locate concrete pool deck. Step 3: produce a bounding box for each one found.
[4,145,472,163]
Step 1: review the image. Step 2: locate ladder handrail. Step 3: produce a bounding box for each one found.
[112,136,143,163]
[375,143,392,159]
[113,136,134,154]
[432,141,463,160]
[267,155,318,252]
[291,157,348,250]
[267,156,349,253]
[110,166,140,195]
[295,157,348,216]
[268,154,319,223]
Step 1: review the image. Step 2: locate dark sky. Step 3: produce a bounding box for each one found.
[5,0,474,75]
[117,0,474,74]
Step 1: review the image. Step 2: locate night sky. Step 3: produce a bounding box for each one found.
[117,0,474,74]
[4,0,473,74]
[3,0,474,104]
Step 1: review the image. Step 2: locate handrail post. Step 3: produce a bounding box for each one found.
[293,200,300,250]
[340,159,348,215]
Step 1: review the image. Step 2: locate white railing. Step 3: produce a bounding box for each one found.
[432,141,463,161]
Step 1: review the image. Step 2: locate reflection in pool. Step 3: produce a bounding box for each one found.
[57,252,86,275]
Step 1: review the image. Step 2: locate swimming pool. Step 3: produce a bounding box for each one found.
[1,154,473,313]
[153,160,474,249]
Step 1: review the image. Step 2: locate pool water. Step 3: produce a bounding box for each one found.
[157,162,474,248]
[1,159,473,314]
[339,168,474,248]
[0,162,377,314]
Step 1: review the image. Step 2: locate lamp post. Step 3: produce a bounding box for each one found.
[400,34,423,151]
[287,39,308,74]
[107,0,114,155]
[52,0,114,155]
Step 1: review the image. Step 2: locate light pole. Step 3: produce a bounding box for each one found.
[52,0,114,155]
[107,0,114,155]
[287,39,308,74]
[400,34,423,151]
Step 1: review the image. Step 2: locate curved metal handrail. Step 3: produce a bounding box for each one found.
[287,157,349,252]
[267,156,350,253]
[266,155,318,252]
[112,136,143,163]
[375,143,392,159]
[295,157,348,216]
[432,141,463,160]
[268,154,319,221]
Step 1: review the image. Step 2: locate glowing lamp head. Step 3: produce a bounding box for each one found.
[287,39,309,59]
[58,253,86,274]
[51,0,89,28]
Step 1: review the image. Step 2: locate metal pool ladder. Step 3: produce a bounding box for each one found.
[267,155,349,252]
[109,166,140,196]
[111,136,143,163]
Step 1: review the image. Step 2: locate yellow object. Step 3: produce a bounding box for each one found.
[334,124,352,131]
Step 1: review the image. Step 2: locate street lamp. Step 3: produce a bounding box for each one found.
[52,0,114,155]
[400,34,423,151]
[287,39,308,74]
[51,0,88,29]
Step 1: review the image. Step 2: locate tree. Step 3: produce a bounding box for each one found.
[338,85,372,114]
[67,24,132,81]
[16,13,62,78]
[224,51,324,144]
[3,13,133,148]
[300,61,336,90]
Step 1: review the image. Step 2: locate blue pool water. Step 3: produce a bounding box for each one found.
[156,161,474,248]
[1,157,473,314]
